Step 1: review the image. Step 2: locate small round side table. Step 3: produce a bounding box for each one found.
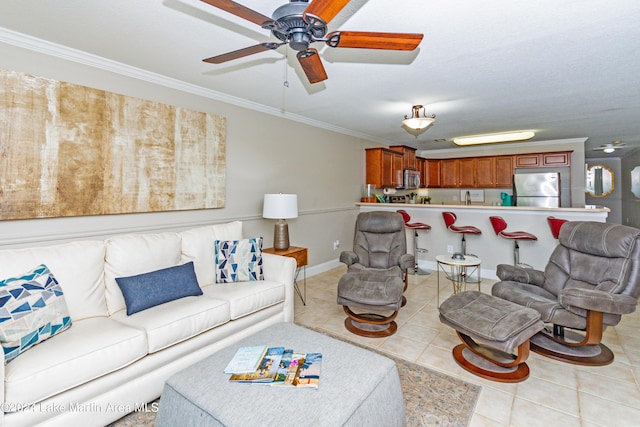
[436,254,482,307]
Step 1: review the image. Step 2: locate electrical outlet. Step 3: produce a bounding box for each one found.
[333,240,340,250]
[447,245,454,254]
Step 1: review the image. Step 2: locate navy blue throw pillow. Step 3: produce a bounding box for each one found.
[115,262,203,315]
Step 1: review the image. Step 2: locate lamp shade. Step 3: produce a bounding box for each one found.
[263,194,298,219]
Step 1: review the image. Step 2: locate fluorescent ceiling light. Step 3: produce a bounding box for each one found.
[453,131,535,146]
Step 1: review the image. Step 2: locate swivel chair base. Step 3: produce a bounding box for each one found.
[452,332,531,383]
[343,306,398,338]
[530,329,614,366]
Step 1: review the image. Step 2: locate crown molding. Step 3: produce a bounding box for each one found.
[0,27,389,145]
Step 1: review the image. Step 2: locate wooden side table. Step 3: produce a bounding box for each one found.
[263,246,308,305]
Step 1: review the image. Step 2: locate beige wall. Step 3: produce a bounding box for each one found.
[0,42,367,273]
[621,149,640,228]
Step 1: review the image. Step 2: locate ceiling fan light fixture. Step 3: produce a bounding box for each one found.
[603,147,616,154]
[453,131,535,146]
[402,105,436,130]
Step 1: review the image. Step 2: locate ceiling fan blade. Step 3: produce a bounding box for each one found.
[200,0,273,27]
[303,0,352,25]
[297,49,328,84]
[326,31,424,50]
[203,43,282,64]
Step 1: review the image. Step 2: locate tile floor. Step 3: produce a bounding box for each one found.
[293,266,640,427]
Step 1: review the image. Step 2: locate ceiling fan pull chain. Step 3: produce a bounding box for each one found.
[283,45,290,87]
[281,45,289,113]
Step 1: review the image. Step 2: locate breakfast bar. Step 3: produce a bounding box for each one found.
[358,203,609,278]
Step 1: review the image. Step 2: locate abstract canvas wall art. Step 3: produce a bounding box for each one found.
[0,69,226,220]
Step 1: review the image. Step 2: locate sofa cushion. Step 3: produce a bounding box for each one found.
[0,241,107,320]
[181,221,243,286]
[0,264,72,363]
[4,317,147,406]
[202,280,285,320]
[116,262,203,315]
[214,237,264,283]
[105,232,182,315]
[111,295,230,353]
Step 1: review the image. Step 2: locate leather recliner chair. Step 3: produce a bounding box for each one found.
[492,221,640,365]
[337,211,414,337]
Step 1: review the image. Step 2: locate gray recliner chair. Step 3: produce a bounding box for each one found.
[492,221,640,365]
[337,211,414,337]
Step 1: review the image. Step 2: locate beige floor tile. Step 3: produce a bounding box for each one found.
[396,322,439,344]
[620,334,640,354]
[575,360,638,385]
[414,345,465,377]
[577,369,640,409]
[515,376,580,416]
[468,414,508,427]
[379,334,428,361]
[527,355,579,389]
[510,397,581,427]
[406,306,442,328]
[473,387,513,425]
[428,328,462,352]
[623,347,640,367]
[458,371,519,395]
[579,392,640,426]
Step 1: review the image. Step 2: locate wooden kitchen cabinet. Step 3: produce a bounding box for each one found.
[458,158,477,187]
[389,145,417,170]
[495,155,514,187]
[476,157,496,187]
[440,159,460,187]
[416,157,426,187]
[365,147,404,188]
[425,159,441,187]
[542,151,571,166]
[516,151,571,168]
[515,153,542,168]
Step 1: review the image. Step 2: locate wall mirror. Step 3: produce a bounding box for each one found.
[586,164,614,197]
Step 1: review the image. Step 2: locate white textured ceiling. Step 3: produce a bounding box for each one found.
[1,0,639,158]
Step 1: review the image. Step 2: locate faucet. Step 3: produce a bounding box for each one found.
[465,191,471,205]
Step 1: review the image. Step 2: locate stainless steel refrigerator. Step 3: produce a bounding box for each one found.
[513,172,561,207]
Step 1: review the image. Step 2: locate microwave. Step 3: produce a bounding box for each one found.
[401,169,421,189]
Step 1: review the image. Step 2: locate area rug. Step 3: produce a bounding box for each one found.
[108,327,481,427]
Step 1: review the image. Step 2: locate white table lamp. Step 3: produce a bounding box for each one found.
[263,194,298,250]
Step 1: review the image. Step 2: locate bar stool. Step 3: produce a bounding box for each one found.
[397,210,431,275]
[489,216,538,267]
[442,212,482,256]
[547,216,568,239]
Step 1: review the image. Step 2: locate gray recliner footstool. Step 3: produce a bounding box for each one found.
[337,268,405,337]
[439,290,545,383]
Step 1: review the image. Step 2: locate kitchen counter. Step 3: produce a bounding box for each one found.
[357,203,609,279]
[356,202,610,213]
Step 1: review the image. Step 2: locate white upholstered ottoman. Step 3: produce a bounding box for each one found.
[155,322,406,426]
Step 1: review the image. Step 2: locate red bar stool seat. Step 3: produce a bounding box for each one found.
[489,216,538,267]
[547,216,568,239]
[442,212,482,256]
[397,210,431,275]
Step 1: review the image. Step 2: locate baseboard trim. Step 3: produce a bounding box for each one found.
[306,259,342,278]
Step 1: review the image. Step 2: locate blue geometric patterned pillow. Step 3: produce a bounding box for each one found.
[214,237,264,283]
[0,264,72,363]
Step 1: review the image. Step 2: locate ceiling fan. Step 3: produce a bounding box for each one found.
[593,140,626,153]
[201,0,424,84]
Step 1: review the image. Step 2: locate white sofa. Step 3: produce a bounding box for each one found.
[0,221,297,427]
